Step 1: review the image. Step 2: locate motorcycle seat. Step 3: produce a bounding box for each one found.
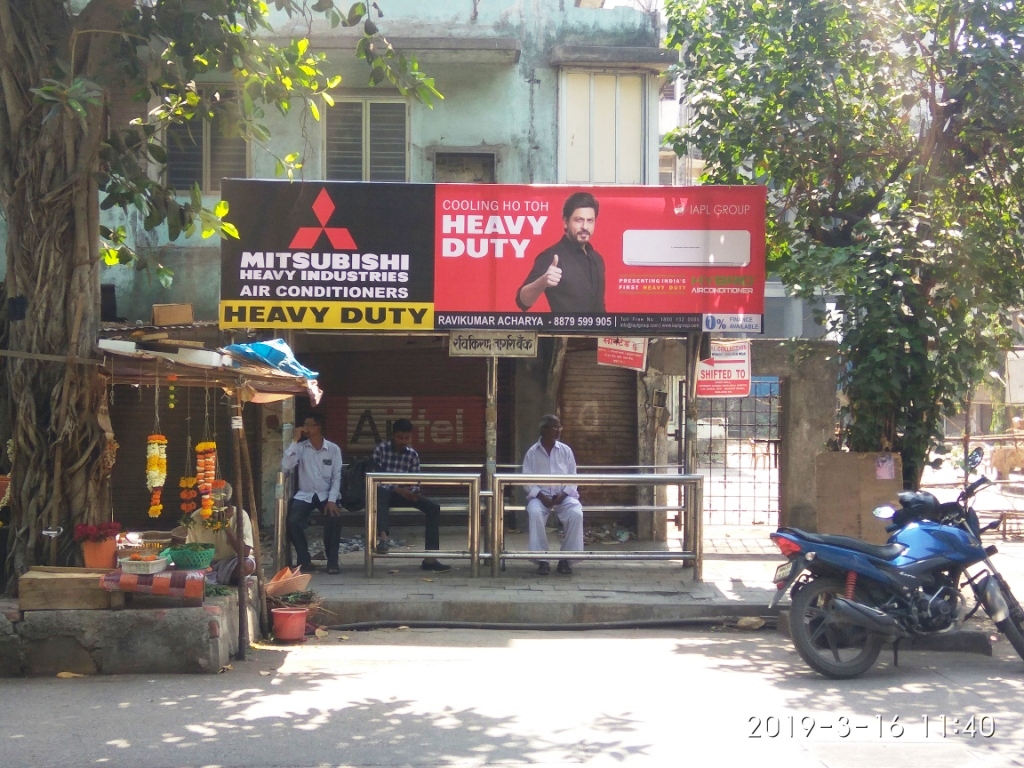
[778,528,907,561]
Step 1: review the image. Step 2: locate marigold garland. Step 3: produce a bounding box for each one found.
[195,441,218,519]
[179,476,198,515]
[146,434,168,517]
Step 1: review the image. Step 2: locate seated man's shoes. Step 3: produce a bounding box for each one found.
[297,563,317,575]
[421,559,451,573]
[556,559,573,575]
[326,566,341,575]
[375,539,390,555]
[536,561,551,576]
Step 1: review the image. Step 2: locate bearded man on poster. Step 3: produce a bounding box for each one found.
[516,192,606,314]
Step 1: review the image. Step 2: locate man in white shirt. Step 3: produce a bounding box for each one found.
[281,411,344,574]
[521,414,584,575]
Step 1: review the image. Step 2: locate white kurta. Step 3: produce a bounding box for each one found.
[521,440,584,554]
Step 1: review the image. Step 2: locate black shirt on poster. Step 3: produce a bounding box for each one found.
[515,234,606,314]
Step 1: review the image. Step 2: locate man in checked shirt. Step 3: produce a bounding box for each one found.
[372,418,450,572]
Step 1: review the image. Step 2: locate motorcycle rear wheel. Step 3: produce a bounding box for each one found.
[789,577,884,679]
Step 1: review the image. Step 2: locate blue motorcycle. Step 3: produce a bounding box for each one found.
[770,448,1024,678]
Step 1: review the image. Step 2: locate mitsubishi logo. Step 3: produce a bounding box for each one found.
[290,188,357,249]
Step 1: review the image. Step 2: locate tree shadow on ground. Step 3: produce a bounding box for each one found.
[670,627,1024,749]
[0,660,652,767]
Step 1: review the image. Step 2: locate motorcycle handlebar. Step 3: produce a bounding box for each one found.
[962,475,990,500]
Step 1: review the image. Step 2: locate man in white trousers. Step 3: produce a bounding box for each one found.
[521,414,584,575]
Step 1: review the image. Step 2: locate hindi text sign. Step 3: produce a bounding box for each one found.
[448,331,538,357]
[597,337,648,371]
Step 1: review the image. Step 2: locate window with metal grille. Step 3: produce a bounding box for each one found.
[165,95,247,194]
[561,71,646,184]
[325,100,407,181]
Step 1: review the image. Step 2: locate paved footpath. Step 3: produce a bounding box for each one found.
[297,524,1024,627]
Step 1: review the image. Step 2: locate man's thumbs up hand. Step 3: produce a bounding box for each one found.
[543,254,562,287]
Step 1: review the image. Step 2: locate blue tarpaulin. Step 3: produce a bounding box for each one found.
[223,339,318,379]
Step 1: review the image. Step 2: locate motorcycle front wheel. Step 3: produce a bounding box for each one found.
[789,577,884,679]
[993,575,1024,663]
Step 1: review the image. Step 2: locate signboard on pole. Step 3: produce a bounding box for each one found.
[219,181,766,335]
[695,340,751,398]
[448,331,538,357]
[597,337,648,371]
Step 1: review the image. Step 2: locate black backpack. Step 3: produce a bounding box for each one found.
[341,457,372,512]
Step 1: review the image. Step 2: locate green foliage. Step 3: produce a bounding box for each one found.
[666,0,1024,485]
[28,0,440,277]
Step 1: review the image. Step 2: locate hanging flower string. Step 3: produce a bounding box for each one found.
[146,434,168,517]
[179,475,198,518]
[196,441,217,519]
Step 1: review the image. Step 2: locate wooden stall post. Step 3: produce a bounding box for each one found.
[230,402,249,660]
[236,397,270,638]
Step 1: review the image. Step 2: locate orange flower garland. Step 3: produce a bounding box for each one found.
[146,434,168,518]
[195,441,217,519]
[179,476,198,515]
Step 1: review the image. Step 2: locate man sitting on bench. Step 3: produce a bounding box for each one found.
[373,418,450,573]
[522,414,584,575]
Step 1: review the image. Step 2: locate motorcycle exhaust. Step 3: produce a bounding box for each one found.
[826,597,905,638]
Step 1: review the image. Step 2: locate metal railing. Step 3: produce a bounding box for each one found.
[277,468,706,580]
[491,472,705,580]
[365,472,482,577]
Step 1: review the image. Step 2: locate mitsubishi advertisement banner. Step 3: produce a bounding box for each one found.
[220,180,766,334]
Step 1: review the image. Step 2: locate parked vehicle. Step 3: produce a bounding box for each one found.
[769,448,1024,678]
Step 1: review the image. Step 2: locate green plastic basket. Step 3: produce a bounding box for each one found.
[160,544,215,570]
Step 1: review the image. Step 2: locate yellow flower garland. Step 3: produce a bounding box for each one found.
[146,434,168,517]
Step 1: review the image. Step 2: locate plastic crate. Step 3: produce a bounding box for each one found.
[118,556,169,574]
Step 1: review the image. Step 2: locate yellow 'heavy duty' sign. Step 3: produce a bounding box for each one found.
[220,301,435,330]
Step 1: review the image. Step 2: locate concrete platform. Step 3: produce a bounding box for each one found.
[296,524,1024,640]
[301,525,794,626]
[1,587,258,677]
[4,524,1022,675]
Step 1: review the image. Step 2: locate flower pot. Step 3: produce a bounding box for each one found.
[81,538,117,569]
[271,607,308,642]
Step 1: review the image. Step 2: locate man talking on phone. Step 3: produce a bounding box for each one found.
[282,411,344,574]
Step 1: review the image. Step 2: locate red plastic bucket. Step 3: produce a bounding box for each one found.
[271,608,308,641]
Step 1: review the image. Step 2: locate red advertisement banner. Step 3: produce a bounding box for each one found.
[433,184,765,333]
[220,181,765,335]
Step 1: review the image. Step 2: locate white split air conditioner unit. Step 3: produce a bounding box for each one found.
[622,229,751,268]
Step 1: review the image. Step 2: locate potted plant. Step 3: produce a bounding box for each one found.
[73,521,122,569]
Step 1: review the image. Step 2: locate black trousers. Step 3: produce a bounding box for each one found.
[376,488,441,550]
[287,494,342,568]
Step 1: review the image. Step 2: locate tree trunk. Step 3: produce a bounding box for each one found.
[1,0,109,591]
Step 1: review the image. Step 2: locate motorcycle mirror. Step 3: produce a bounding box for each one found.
[968,447,984,469]
[872,504,897,520]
